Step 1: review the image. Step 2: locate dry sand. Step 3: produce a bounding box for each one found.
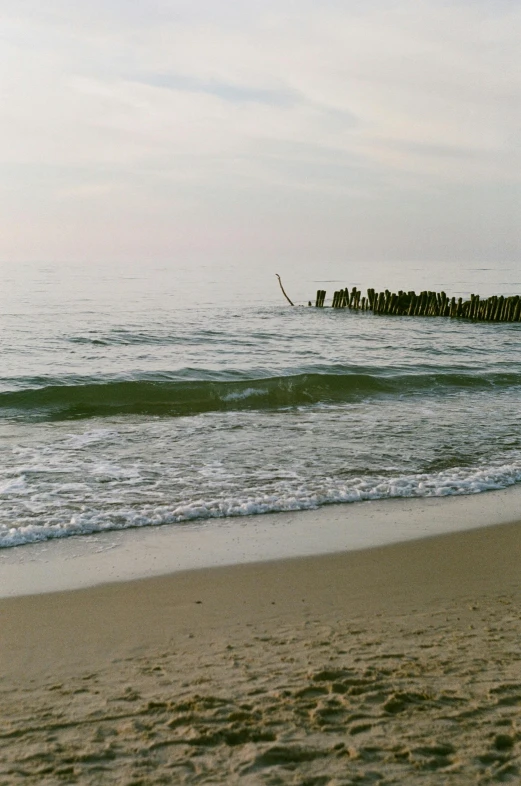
[1,520,521,784]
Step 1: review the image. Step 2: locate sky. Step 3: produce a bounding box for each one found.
[1,0,520,265]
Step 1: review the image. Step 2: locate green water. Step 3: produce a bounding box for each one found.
[1,257,520,547]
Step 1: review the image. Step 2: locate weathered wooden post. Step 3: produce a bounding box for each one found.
[310,284,519,321]
[315,289,326,307]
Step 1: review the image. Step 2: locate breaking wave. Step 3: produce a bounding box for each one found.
[0,368,520,420]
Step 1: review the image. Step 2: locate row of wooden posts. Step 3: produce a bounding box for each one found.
[313,287,521,322]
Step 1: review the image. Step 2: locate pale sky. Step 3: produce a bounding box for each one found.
[1,1,520,264]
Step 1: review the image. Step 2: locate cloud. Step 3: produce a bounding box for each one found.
[130,73,300,107]
[0,1,520,262]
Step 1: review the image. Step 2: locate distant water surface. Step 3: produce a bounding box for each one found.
[1,258,520,547]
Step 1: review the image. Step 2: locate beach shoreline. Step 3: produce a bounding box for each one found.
[1,513,520,783]
[2,483,521,599]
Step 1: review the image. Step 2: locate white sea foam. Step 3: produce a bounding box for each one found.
[0,477,29,496]
[64,429,119,449]
[220,387,269,402]
[2,459,521,548]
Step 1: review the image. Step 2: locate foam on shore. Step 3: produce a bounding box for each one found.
[2,484,521,598]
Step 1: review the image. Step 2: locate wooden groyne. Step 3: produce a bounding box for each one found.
[314,287,521,322]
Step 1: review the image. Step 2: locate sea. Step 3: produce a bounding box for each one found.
[1,257,520,552]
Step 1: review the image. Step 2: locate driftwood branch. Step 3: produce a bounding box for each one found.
[275,274,294,306]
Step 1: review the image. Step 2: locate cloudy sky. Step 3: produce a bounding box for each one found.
[1,1,520,265]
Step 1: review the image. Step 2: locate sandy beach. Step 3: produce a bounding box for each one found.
[1,517,520,785]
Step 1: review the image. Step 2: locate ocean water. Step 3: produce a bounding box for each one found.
[1,258,520,549]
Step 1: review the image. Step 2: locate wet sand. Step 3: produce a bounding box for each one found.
[1,520,521,784]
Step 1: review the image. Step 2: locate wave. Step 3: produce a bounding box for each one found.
[2,457,521,548]
[68,332,187,346]
[0,369,520,421]
[67,330,261,347]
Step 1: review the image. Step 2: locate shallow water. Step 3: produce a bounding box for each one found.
[1,257,520,547]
